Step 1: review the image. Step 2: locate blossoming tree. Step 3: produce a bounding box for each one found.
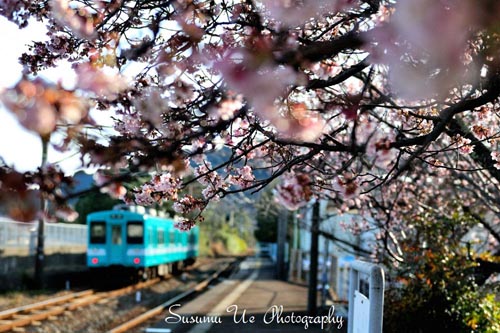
[1,0,500,272]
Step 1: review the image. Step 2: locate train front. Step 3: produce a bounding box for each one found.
[86,210,145,273]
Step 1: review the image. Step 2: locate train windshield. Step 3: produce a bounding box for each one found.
[127,222,144,244]
[90,222,106,244]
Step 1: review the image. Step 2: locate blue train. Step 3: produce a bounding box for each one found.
[87,205,198,280]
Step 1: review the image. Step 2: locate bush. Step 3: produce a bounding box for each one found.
[383,210,500,332]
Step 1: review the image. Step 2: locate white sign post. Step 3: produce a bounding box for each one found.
[347,260,385,333]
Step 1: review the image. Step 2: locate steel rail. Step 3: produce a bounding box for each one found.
[107,260,237,333]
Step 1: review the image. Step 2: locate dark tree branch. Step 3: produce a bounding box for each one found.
[307,57,370,90]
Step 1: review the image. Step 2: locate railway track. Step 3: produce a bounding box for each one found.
[107,259,239,333]
[0,278,160,332]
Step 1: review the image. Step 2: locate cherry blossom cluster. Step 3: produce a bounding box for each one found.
[227,165,255,189]
[275,172,313,211]
[173,195,204,214]
[93,170,127,200]
[0,0,46,28]
[452,135,475,155]
[132,173,181,206]
[259,0,358,28]
[216,47,326,142]
[3,0,500,277]
[0,78,88,136]
[50,0,101,40]
[191,162,223,201]
[174,219,197,231]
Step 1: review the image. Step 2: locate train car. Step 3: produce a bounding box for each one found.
[87,205,198,280]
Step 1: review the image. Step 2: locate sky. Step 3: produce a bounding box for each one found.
[0,16,113,174]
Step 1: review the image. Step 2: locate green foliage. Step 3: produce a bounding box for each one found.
[225,234,248,254]
[384,208,500,333]
[214,229,248,255]
[454,289,500,333]
[74,191,121,224]
[198,200,255,256]
[198,229,212,257]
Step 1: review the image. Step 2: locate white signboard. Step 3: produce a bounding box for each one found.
[352,290,369,333]
[347,261,385,333]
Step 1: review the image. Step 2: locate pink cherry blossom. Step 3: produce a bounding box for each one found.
[367,0,479,100]
[134,184,155,206]
[228,165,255,188]
[50,0,98,40]
[217,53,324,141]
[491,152,500,170]
[173,195,204,214]
[260,0,358,27]
[275,172,313,210]
[74,63,128,98]
[332,173,360,200]
[1,78,88,136]
[453,135,474,155]
[174,219,197,231]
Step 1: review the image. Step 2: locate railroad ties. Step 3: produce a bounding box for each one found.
[0,279,160,332]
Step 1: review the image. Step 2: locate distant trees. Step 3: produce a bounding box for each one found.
[254,189,278,243]
[74,191,120,224]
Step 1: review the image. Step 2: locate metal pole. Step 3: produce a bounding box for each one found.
[307,200,320,315]
[34,135,49,289]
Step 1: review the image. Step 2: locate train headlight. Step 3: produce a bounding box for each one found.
[133,257,141,264]
[91,258,99,264]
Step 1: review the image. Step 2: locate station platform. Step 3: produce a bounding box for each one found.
[147,257,347,333]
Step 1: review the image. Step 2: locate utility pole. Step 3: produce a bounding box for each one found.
[307,200,320,315]
[34,134,49,289]
[276,209,288,280]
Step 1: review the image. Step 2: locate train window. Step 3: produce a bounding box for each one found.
[90,222,106,244]
[127,222,144,244]
[158,229,165,245]
[112,225,122,245]
[169,231,175,246]
[148,228,154,245]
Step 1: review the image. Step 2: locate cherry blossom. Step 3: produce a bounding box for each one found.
[174,219,197,231]
[367,0,479,100]
[92,170,127,199]
[227,165,255,189]
[259,0,358,27]
[74,63,128,98]
[50,0,99,40]
[275,172,313,210]
[3,0,500,283]
[0,78,88,136]
[173,195,204,215]
[491,152,500,170]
